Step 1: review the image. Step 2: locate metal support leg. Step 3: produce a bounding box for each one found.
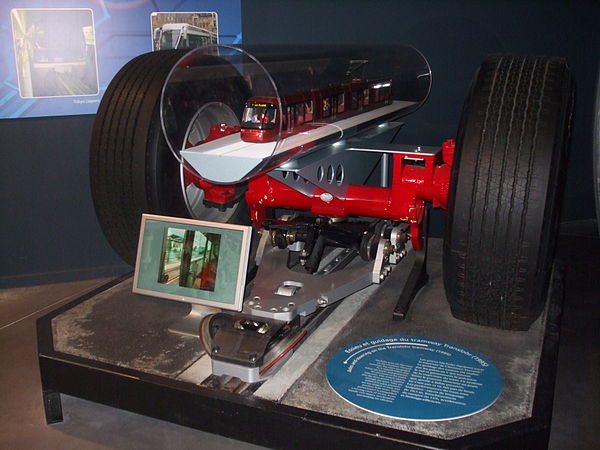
[42,390,63,424]
[392,209,429,320]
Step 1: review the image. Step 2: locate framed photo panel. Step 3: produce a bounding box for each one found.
[133,214,252,311]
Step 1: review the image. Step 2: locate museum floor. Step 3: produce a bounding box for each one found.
[1,227,598,449]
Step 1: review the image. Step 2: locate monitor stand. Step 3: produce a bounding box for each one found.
[168,304,220,337]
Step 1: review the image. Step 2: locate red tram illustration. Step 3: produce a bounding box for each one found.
[240,79,392,143]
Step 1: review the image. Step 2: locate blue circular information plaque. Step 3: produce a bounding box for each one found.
[326,335,502,421]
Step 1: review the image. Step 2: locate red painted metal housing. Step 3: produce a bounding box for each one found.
[244,140,455,250]
[184,136,455,251]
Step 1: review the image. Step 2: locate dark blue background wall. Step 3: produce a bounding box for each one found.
[1,0,598,287]
[0,114,129,287]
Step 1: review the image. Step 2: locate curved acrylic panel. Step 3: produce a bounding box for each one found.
[161,45,431,184]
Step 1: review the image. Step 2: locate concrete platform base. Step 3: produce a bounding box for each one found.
[37,239,563,449]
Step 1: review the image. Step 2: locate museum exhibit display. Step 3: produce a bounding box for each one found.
[36,41,573,448]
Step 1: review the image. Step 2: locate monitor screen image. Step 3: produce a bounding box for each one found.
[133,214,252,311]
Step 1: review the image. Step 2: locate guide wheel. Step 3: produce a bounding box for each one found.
[200,313,307,381]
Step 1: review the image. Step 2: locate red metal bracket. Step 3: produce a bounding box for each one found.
[244,140,455,249]
[192,139,455,250]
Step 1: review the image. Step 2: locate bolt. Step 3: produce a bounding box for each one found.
[317,296,328,306]
[320,192,334,203]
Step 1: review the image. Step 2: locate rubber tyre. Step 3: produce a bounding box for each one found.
[90,50,250,265]
[594,75,600,236]
[443,54,573,330]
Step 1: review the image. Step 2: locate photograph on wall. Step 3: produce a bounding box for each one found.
[157,227,221,292]
[0,1,241,119]
[11,8,99,99]
[151,12,218,51]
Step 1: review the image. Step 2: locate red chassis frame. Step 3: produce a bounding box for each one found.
[185,124,455,251]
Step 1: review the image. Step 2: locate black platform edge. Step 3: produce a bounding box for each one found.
[36,263,565,449]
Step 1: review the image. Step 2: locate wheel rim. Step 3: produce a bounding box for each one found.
[180,101,240,220]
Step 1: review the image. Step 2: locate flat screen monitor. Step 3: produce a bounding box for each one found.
[133,214,252,312]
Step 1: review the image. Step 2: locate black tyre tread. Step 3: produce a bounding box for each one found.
[90,50,189,265]
[443,54,573,330]
[91,50,252,265]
